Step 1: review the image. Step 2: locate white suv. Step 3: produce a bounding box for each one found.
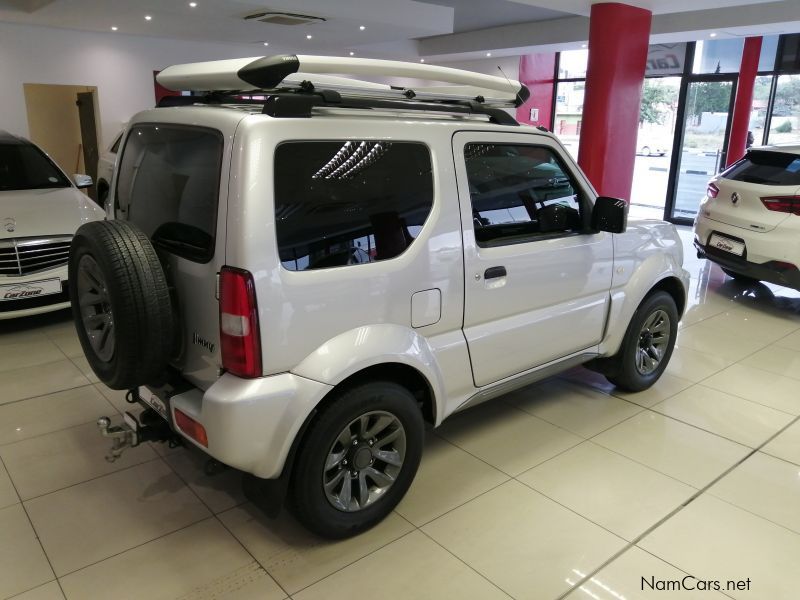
[69,55,689,538]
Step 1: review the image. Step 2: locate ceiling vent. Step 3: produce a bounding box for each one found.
[244,11,326,26]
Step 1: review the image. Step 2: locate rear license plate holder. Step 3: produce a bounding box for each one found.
[708,233,745,257]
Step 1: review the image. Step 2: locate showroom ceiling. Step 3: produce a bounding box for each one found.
[0,0,798,61]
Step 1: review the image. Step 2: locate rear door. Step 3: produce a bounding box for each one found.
[453,132,614,387]
[705,150,800,232]
[114,123,228,389]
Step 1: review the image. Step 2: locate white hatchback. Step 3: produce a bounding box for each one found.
[694,145,800,289]
[0,130,105,319]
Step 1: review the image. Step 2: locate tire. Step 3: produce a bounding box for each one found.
[602,291,678,392]
[289,381,424,538]
[721,266,759,284]
[68,220,175,390]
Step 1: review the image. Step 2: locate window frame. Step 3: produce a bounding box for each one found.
[272,138,435,273]
[460,140,594,248]
[113,122,224,264]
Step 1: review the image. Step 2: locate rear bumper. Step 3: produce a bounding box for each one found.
[694,236,800,290]
[168,371,333,479]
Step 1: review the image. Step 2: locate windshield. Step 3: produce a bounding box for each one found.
[0,143,71,191]
[722,150,800,186]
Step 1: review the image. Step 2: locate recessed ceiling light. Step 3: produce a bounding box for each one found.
[263,42,269,46]
[189,1,197,6]
[359,25,365,31]
[581,43,587,48]
[349,51,355,56]
[420,58,425,63]
[144,15,152,20]
[710,32,717,37]
[486,52,492,57]
[306,34,312,39]
[111,26,118,31]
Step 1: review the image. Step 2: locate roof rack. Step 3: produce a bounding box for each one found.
[155,54,529,126]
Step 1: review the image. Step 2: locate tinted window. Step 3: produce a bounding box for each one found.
[464,144,586,247]
[0,143,70,191]
[723,150,800,186]
[116,125,223,262]
[275,141,433,271]
[110,132,123,154]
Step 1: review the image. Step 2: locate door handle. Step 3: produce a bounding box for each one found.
[484,266,507,280]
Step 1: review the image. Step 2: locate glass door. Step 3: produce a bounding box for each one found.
[666,75,737,223]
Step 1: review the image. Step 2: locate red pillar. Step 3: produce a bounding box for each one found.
[577,3,651,200]
[516,53,556,128]
[727,37,763,166]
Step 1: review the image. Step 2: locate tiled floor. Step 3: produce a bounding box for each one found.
[1,226,800,600]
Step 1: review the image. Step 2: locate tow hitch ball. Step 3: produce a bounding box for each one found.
[97,410,174,463]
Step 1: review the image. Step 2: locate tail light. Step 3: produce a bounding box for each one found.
[707,183,719,199]
[761,195,800,215]
[174,408,208,447]
[219,267,262,378]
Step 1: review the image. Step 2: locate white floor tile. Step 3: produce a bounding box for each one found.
[217,503,414,594]
[294,531,511,600]
[701,363,800,415]
[422,480,626,600]
[8,581,64,600]
[664,345,732,382]
[0,386,114,445]
[0,420,157,500]
[68,356,99,384]
[709,451,800,534]
[611,372,693,408]
[59,518,285,600]
[92,383,129,414]
[0,458,19,509]
[162,447,246,514]
[676,321,768,362]
[0,360,89,406]
[699,308,799,344]
[761,420,800,466]
[640,494,800,600]
[24,460,210,576]
[563,546,730,600]
[651,384,794,448]
[436,401,582,476]
[44,329,83,359]
[0,339,65,373]
[507,378,643,438]
[592,411,750,488]
[0,503,54,599]
[518,441,696,541]
[741,345,800,381]
[774,328,800,352]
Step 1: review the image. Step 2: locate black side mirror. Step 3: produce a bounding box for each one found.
[592,196,628,234]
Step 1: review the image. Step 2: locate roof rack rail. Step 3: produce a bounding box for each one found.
[156,54,530,108]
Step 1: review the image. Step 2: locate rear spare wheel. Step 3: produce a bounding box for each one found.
[68,220,175,389]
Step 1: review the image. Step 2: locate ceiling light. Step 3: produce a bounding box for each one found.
[263,42,269,46]
[486,52,491,57]
[189,1,197,6]
[420,58,425,63]
[144,15,152,21]
[710,32,717,37]
[581,43,587,48]
[359,25,365,30]
[349,51,355,56]
[306,34,312,39]
[111,26,118,31]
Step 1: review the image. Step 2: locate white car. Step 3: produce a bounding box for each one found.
[0,130,105,319]
[96,130,124,208]
[68,55,688,538]
[694,144,800,289]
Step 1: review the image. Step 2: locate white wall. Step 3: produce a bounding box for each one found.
[0,22,263,147]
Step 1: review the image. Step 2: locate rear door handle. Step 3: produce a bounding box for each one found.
[484,266,507,280]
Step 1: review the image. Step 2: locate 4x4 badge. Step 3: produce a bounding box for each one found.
[731,192,740,205]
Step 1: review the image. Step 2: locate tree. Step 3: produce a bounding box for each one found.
[686,81,732,125]
[639,81,678,125]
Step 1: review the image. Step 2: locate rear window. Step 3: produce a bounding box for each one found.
[722,150,800,186]
[0,143,70,191]
[274,141,434,271]
[116,124,223,263]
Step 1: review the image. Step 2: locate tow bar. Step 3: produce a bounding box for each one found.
[97,409,176,462]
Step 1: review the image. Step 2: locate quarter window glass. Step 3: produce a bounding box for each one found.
[274,141,433,271]
[723,150,800,186]
[116,125,223,263]
[464,144,586,247]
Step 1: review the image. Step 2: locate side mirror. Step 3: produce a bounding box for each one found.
[73,174,93,189]
[592,196,628,234]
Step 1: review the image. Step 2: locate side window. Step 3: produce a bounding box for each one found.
[110,132,123,154]
[116,124,223,263]
[464,143,588,247]
[274,141,434,271]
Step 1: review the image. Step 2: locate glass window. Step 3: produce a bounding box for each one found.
[750,75,773,146]
[723,150,800,186]
[274,141,433,271]
[758,36,780,72]
[464,144,586,247]
[558,49,588,79]
[116,125,223,263]
[645,43,687,76]
[693,39,744,74]
[0,142,70,191]
[777,33,800,73]
[768,74,800,144]
[554,81,584,158]
[110,132,123,154]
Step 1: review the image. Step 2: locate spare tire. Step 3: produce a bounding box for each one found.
[68,220,175,390]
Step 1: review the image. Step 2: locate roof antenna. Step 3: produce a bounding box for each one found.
[497,65,512,87]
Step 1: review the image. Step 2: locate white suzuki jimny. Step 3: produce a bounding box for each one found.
[69,55,688,538]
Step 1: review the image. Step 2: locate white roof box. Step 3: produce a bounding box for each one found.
[156,54,530,107]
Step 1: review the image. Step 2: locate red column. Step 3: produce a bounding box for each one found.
[727,37,763,166]
[516,53,556,128]
[577,3,651,200]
